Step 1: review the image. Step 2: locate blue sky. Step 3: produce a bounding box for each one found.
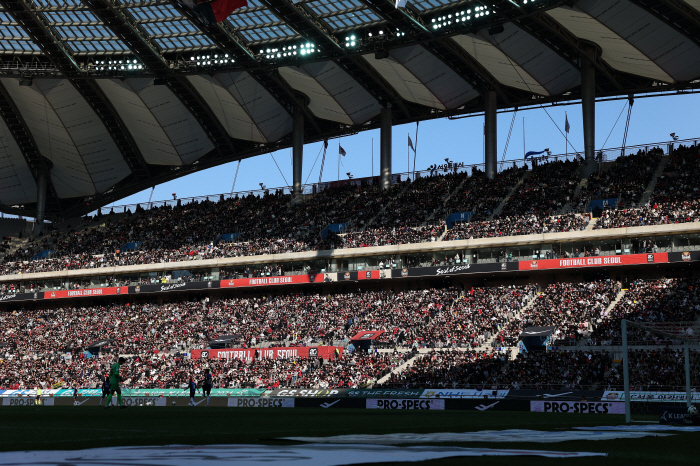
[109,92,700,209]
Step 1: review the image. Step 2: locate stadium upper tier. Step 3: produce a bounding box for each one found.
[0,0,700,219]
[1,142,700,288]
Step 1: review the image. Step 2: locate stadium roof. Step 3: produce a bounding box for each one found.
[0,0,699,219]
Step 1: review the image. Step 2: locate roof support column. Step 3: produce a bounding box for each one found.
[33,171,47,235]
[581,55,596,165]
[484,90,498,180]
[291,104,304,205]
[380,106,393,191]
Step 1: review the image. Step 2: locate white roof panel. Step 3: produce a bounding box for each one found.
[300,61,382,125]
[547,6,674,83]
[575,0,700,82]
[389,45,479,108]
[187,75,266,143]
[363,52,445,109]
[0,118,36,205]
[215,72,292,143]
[127,78,214,165]
[3,78,95,198]
[479,23,581,95]
[279,66,353,125]
[97,79,182,166]
[34,79,131,194]
[453,34,549,96]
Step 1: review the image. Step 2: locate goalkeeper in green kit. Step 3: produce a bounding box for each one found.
[104,357,127,409]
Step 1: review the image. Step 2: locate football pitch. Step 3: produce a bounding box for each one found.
[0,407,693,465]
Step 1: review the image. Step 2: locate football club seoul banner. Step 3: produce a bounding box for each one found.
[190,346,342,360]
[219,273,329,288]
[43,286,128,299]
[518,253,668,271]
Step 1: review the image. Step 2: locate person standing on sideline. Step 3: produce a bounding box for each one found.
[104,357,127,409]
[186,375,198,406]
[201,369,213,407]
[99,375,111,407]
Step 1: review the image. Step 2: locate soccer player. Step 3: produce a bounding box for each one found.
[186,375,198,406]
[99,375,111,407]
[104,357,127,409]
[201,368,213,407]
[73,385,79,405]
[35,385,42,406]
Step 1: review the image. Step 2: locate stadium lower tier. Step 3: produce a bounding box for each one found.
[1,276,699,390]
[2,347,698,392]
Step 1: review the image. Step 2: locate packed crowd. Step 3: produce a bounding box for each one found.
[574,150,662,210]
[588,278,700,346]
[0,284,540,388]
[0,348,412,390]
[497,159,582,219]
[605,348,700,390]
[381,349,611,390]
[444,213,590,241]
[594,143,700,229]
[435,165,527,222]
[495,280,620,347]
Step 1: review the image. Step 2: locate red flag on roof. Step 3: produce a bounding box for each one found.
[182,0,247,25]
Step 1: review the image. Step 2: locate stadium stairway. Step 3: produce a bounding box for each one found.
[584,217,598,230]
[637,155,669,207]
[422,173,472,226]
[582,287,627,346]
[488,171,531,220]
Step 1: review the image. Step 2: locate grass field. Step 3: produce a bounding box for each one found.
[0,407,693,465]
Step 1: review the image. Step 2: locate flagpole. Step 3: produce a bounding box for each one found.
[523,117,526,160]
[565,112,568,160]
[407,135,409,179]
[338,141,340,182]
[371,137,374,178]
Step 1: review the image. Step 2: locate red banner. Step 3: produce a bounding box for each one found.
[358,270,381,280]
[518,253,668,271]
[220,274,327,288]
[190,346,342,360]
[43,286,128,299]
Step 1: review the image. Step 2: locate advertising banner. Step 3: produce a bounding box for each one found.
[530,401,625,414]
[366,399,445,410]
[518,253,667,271]
[505,390,604,400]
[659,406,693,424]
[669,251,700,263]
[603,391,700,403]
[43,286,128,299]
[190,346,341,360]
[2,397,54,406]
[268,388,348,398]
[392,261,516,279]
[345,389,425,398]
[227,397,294,408]
[220,274,328,288]
[129,281,218,295]
[0,292,38,302]
[421,389,509,399]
